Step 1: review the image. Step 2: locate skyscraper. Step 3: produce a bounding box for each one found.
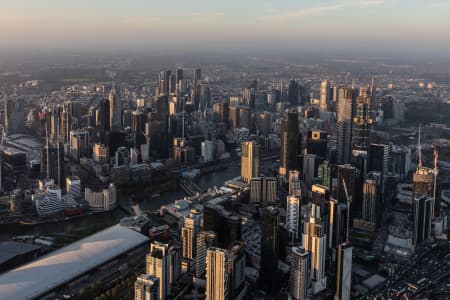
[159,70,171,96]
[241,141,260,183]
[41,144,65,188]
[368,144,390,176]
[196,231,217,278]
[318,161,332,190]
[336,164,357,205]
[329,198,348,251]
[193,68,201,88]
[302,204,327,294]
[4,94,25,135]
[99,98,110,133]
[289,170,302,196]
[181,210,201,260]
[205,247,230,300]
[260,206,280,293]
[413,166,436,217]
[320,80,331,111]
[306,130,328,159]
[151,96,169,158]
[109,85,122,131]
[289,246,311,300]
[302,154,319,192]
[135,274,159,300]
[334,243,353,300]
[362,179,378,224]
[288,79,299,106]
[280,109,300,177]
[336,87,355,164]
[250,176,277,203]
[203,204,241,248]
[146,242,172,300]
[287,195,302,241]
[353,95,373,152]
[228,242,246,298]
[413,195,432,245]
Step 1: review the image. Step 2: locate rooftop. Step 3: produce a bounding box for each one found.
[0,224,149,300]
[0,241,41,265]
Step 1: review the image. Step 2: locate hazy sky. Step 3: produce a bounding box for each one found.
[1,0,449,54]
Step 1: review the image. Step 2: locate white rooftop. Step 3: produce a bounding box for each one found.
[0,224,149,300]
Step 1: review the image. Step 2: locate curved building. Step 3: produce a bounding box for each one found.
[84,183,117,211]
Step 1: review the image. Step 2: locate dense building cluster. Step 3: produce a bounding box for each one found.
[0,59,449,300]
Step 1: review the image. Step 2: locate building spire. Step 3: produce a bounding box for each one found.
[418,124,422,168]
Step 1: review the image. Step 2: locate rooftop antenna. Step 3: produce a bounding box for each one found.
[418,123,422,168]
[46,122,50,180]
[433,145,439,217]
[57,115,61,187]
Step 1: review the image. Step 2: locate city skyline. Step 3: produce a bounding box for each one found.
[0,0,449,55]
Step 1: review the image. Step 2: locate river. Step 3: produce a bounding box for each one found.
[0,164,243,241]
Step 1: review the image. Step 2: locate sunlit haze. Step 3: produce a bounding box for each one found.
[1,0,450,55]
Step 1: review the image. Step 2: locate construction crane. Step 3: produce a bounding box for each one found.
[342,178,352,243]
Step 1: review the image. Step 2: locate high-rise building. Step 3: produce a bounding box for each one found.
[181,210,201,260]
[318,161,332,190]
[228,242,246,298]
[320,80,331,111]
[109,85,122,131]
[99,98,110,133]
[302,154,319,192]
[362,179,378,224]
[413,195,432,245]
[336,87,355,164]
[193,68,201,89]
[198,83,210,113]
[146,242,172,300]
[336,164,357,205]
[390,146,411,179]
[288,79,299,106]
[41,144,65,188]
[353,95,373,152]
[329,198,348,250]
[135,274,159,300]
[4,94,26,135]
[334,243,353,300]
[280,109,300,177]
[368,144,390,176]
[413,166,436,216]
[241,141,260,183]
[151,96,169,158]
[250,176,277,203]
[132,109,146,136]
[69,130,89,162]
[205,247,230,300]
[289,170,302,196]
[175,68,183,85]
[203,204,241,249]
[66,176,82,200]
[158,70,171,96]
[311,184,331,243]
[306,130,328,159]
[302,204,327,294]
[289,246,311,300]
[287,195,302,241]
[214,101,229,125]
[196,231,217,278]
[260,206,280,293]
